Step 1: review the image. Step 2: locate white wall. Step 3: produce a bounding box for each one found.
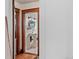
[5,0,13,59]
[15,1,39,10]
[15,2,22,9]
[20,1,39,10]
[40,0,73,59]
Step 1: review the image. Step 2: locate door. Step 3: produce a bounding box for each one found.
[22,8,39,56]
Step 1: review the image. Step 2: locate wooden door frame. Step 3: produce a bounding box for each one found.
[12,0,14,59]
[22,8,39,56]
[15,8,20,55]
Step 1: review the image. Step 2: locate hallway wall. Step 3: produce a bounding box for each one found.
[40,0,73,59]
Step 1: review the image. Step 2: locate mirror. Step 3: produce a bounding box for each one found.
[14,0,39,59]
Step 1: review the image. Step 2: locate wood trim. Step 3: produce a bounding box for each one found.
[12,0,14,59]
[38,8,39,56]
[22,8,39,56]
[15,8,20,54]
[22,8,39,14]
[22,13,25,52]
[15,8,20,13]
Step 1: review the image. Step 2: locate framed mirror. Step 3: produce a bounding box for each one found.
[13,0,39,59]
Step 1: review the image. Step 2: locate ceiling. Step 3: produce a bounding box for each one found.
[15,0,39,4]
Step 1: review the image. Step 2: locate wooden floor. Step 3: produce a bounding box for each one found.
[16,54,37,59]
